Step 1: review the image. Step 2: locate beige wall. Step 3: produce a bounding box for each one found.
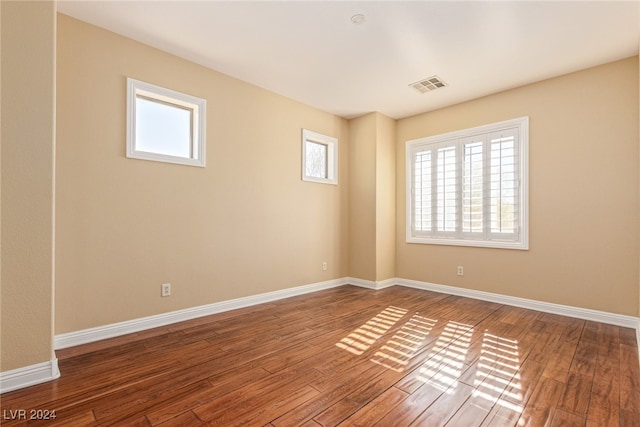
[55,15,349,333]
[397,57,640,316]
[348,112,396,282]
[348,113,377,281]
[1,1,56,371]
[375,114,396,281]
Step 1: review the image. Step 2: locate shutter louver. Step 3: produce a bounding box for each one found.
[437,146,457,233]
[463,140,484,234]
[489,130,518,239]
[414,150,432,233]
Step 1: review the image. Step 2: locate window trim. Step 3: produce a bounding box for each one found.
[126,78,206,167]
[406,117,529,250]
[301,129,338,185]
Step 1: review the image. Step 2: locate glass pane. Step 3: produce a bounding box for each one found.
[437,146,457,232]
[490,136,518,233]
[463,142,483,233]
[414,150,432,232]
[305,140,328,179]
[136,96,193,158]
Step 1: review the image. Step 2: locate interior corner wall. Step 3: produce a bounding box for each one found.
[397,57,639,316]
[1,1,56,372]
[375,113,396,282]
[348,113,377,281]
[348,112,397,282]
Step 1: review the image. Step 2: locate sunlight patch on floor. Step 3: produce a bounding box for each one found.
[335,306,408,355]
[417,321,473,392]
[370,314,437,372]
[472,332,524,414]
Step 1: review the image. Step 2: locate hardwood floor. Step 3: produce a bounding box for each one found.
[2,285,639,426]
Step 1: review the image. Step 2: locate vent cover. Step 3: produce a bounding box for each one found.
[409,76,447,94]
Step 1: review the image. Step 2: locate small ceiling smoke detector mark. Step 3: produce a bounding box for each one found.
[351,14,366,25]
[409,76,448,94]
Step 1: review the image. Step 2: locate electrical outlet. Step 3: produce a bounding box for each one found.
[161,283,171,297]
[457,266,464,276]
[322,261,328,271]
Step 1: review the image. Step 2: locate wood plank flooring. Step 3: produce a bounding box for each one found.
[2,285,639,426]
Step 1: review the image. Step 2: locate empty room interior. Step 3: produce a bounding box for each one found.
[2,1,640,426]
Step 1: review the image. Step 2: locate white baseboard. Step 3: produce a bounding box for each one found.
[55,278,345,349]
[345,277,376,289]
[56,276,640,350]
[0,359,60,394]
[396,278,639,329]
[346,277,397,290]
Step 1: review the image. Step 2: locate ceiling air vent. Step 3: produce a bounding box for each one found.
[409,76,447,94]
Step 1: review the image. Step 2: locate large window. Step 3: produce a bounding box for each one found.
[126,78,206,167]
[406,117,529,250]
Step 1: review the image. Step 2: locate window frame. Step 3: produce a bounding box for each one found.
[126,78,206,167]
[301,129,338,185]
[406,117,529,250]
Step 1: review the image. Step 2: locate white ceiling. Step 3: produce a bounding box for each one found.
[57,1,639,120]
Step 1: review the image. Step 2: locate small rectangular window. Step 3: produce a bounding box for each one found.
[302,129,338,185]
[305,140,329,179]
[406,117,529,250]
[126,78,206,167]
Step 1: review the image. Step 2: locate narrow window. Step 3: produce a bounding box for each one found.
[305,140,329,179]
[126,78,206,167]
[302,129,338,185]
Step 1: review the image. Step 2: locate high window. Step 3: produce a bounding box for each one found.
[406,117,529,250]
[126,78,206,167]
[302,129,338,185]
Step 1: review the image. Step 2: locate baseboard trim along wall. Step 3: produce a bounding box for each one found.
[395,278,640,329]
[0,359,60,394]
[54,278,345,350]
[343,277,396,290]
[54,276,639,349]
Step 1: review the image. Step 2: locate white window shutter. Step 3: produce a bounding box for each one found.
[406,117,528,250]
